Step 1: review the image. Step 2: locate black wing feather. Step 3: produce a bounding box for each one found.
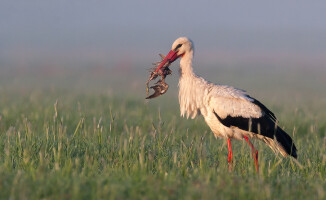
[213,97,297,158]
[249,96,277,122]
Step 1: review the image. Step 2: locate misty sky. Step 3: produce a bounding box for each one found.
[1,0,326,68]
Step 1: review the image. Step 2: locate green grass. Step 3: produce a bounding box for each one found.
[0,67,325,199]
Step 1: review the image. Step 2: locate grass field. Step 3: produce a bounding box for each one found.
[0,66,325,199]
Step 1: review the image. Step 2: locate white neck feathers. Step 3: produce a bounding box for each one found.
[178,50,208,119]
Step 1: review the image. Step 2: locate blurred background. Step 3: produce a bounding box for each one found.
[1,0,326,103]
[1,2,326,198]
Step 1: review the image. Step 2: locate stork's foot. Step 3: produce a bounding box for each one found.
[228,153,233,172]
[227,138,233,171]
[244,136,259,172]
[254,150,258,172]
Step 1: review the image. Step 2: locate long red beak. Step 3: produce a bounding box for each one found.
[154,50,180,73]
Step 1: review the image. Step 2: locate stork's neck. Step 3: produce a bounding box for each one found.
[178,49,208,119]
[179,50,194,77]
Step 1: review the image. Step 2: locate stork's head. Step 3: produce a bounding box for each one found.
[171,37,193,57]
[155,37,193,73]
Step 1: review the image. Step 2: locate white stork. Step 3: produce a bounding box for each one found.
[154,37,297,171]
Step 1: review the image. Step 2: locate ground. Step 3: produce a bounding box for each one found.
[0,66,325,199]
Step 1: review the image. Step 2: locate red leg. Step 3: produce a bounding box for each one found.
[244,136,259,172]
[227,138,233,171]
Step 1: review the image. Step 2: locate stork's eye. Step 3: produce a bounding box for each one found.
[174,44,182,51]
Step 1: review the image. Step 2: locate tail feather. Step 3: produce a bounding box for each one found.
[275,127,297,158]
